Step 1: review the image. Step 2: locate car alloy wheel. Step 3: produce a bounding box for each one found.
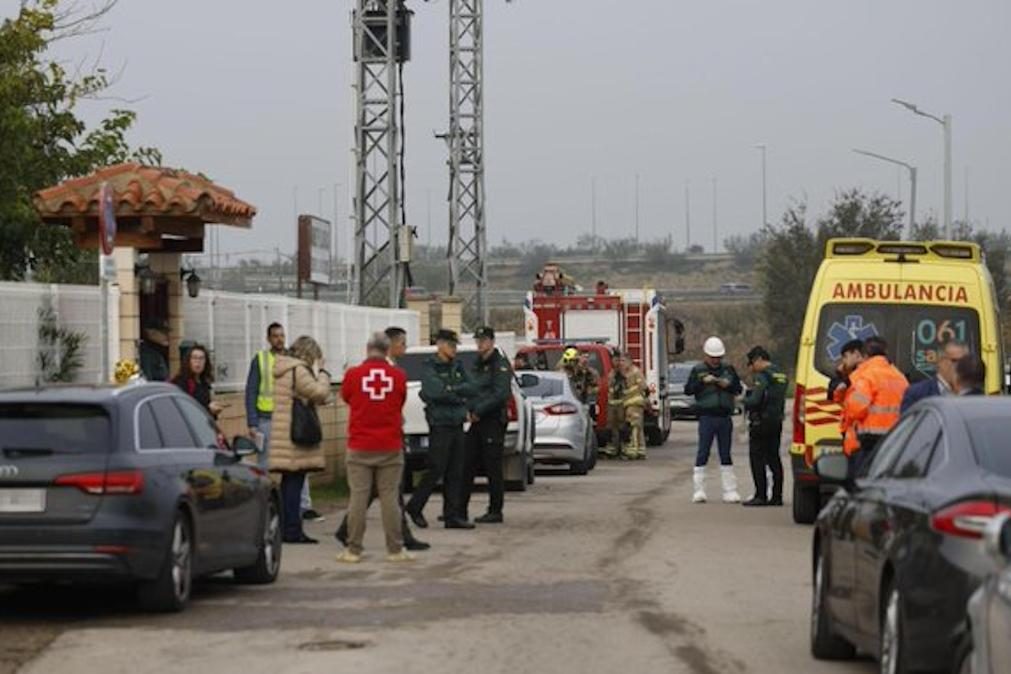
[170,519,192,603]
[263,502,282,577]
[880,586,901,674]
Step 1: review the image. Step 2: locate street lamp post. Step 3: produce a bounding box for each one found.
[755,144,767,227]
[891,98,952,238]
[852,149,917,237]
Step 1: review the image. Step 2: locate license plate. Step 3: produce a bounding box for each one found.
[0,489,46,513]
[419,437,429,449]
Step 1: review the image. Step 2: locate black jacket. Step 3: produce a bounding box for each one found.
[420,356,475,427]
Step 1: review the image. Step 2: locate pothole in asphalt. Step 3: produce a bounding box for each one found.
[297,639,370,652]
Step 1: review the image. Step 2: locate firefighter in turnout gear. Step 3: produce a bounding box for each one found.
[619,354,648,460]
[742,346,788,507]
[602,360,626,459]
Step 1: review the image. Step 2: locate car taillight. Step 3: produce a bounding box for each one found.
[793,384,806,444]
[931,501,1011,539]
[507,397,518,422]
[54,470,145,495]
[544,403,578,416]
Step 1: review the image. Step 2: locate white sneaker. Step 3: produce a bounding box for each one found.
[386,550,416,563]
[335,550,362,564]
[692,467,707,503]
[721,466,741,503]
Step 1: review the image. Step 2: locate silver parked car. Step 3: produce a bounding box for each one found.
[668,361,699,418]
[519,372,596,476]
[965,512,1011,674]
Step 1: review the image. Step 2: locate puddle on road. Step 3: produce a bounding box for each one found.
[298,639,370,652]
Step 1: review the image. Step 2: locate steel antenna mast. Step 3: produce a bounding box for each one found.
[353,1,410,308]
[445,0,490,326]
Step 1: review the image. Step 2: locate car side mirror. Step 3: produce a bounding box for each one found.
[814,453,851,486]
[232,435,260,458]
[983,512,1011,564]
[518,373,539,388]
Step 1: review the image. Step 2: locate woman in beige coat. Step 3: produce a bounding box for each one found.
[270,335,332,543]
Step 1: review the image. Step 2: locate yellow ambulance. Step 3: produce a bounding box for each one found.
[791,238,1004,524]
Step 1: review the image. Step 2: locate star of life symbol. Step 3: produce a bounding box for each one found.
[826,314,879,361]
[362,368,395,401]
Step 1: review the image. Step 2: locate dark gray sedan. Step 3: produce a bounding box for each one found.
[0,383,281,612]
[810,397,1011,673]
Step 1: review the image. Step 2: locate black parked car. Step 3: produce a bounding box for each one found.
[809,397,1011,673]
[0,383,282,612]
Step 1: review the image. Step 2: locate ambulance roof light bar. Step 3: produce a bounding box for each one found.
[827,238,979,262]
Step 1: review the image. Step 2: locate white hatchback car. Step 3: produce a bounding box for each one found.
[397,346,536,491]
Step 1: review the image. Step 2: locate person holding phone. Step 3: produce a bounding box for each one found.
[684,336,743,504]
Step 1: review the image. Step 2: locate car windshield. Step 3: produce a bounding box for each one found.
[398,352,479,381]
[814,303,981,383]
[522,377,567,398]
[0,404,111,454]
[967,417,1011,478]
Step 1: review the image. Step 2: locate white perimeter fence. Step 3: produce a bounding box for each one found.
[0,282,418,390]
[183,291,419,390]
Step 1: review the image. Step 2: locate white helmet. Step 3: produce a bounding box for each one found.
[703,336,726,358]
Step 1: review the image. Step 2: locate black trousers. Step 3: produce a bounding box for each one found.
[748,423,784,501]
[406,425,466,520]
[462,418,507,518]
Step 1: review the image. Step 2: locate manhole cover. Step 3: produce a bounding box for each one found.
[298,639,370,652]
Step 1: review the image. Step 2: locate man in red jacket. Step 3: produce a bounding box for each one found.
[337,332,412,563]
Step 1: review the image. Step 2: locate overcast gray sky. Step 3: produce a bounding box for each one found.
[13,0,1011,258]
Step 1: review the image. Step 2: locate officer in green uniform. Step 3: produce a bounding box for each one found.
[742,346,788,507]
[461,326,513,524]
[406,329,476,530]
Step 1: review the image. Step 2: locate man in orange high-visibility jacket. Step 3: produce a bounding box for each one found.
[829,340,867,457]
[843,336,909,476]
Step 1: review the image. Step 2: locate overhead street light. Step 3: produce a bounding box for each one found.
[891,98,952,239]
[853,149,917,237]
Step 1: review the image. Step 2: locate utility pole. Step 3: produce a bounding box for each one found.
[755,144,767,227]
[684,180,691,250]
[591,176,597,246]
[353,1,410,308]
[445,0,488,326]
[712,177,718,253]
[634,173,640,242]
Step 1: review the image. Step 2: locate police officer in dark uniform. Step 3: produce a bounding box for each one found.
[742,346,788,507]
[461,326,513,524]
[405,329,476,530]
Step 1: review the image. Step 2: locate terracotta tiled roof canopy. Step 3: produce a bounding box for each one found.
[34,163,256,253]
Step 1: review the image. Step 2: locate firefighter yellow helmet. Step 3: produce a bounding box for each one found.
[562,347,579,364]
[113,359,141,385]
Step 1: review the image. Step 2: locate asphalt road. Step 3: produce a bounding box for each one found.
[0,422,876,674]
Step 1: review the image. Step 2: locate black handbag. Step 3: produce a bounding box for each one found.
[290,368,322,446]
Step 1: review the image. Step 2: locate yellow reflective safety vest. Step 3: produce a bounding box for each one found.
[256,350,276,414]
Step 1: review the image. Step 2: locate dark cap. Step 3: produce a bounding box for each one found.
[840,339,865,356]
[746,346,770,364]
[435,329,460,344]
[473,325,495,340]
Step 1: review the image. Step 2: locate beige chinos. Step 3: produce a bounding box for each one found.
[345,450,405,555]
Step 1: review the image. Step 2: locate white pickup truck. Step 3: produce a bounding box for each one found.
[397,345,536,491]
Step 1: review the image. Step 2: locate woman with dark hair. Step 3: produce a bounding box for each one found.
[172,345,224,417]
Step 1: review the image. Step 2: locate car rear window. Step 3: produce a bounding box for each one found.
[0,404,111,454]
[968,418,1011,478]
[523,377,566,398]
[669,363,696,385]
